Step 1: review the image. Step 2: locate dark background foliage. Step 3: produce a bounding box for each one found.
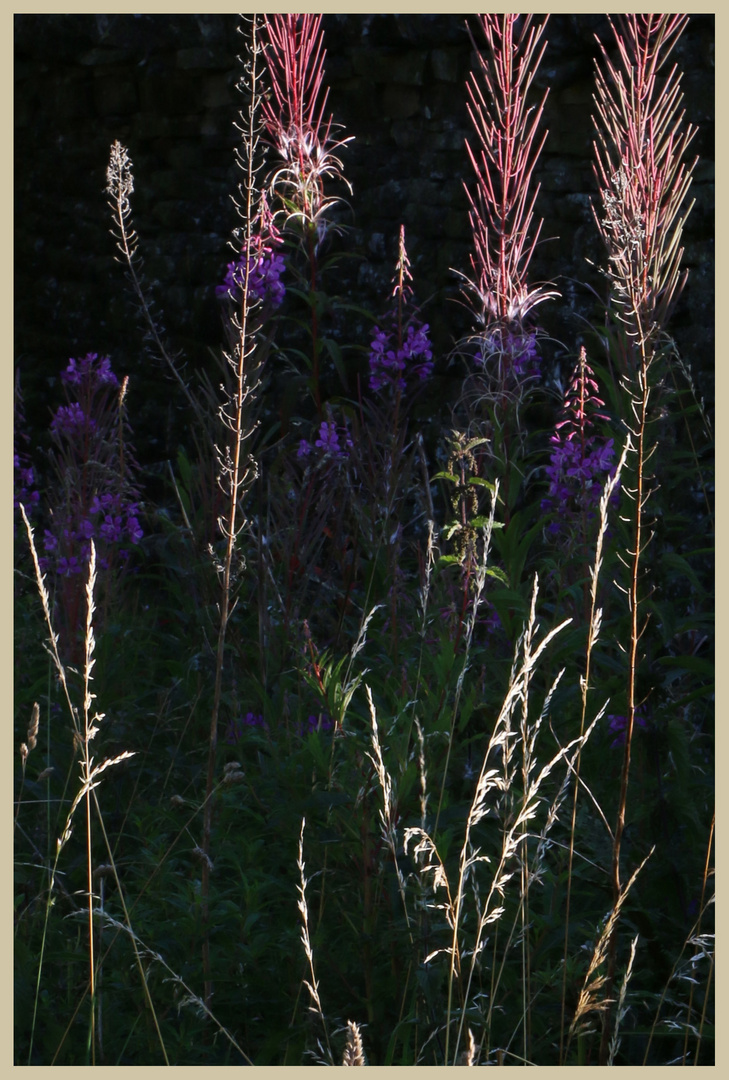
[15,13,714,464]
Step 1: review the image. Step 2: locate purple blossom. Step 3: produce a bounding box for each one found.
[127,515,143,544]
[316,420,352,458]
[300,713,333,736]
[99,515,124,544]
[368,319,433,393]
[474,327,540,379]
[216,248,286,308]
[368,226,433,395]
[13,455,40,511]
[50,402,95,437]
[541,436,616,530]
[299,417,353,461]
[225,711,267,744]
[62,352,118,389]
[57,554,83,577]
[608,711,647,748]
[42,492,144,579]
[541,348,617,534]
[90,493,114,516]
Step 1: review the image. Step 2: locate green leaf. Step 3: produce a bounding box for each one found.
[437,554,462,568]
[468,476,497,492]
[470,515,503,529]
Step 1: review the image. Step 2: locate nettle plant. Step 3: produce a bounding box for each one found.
[15,13,712,1067]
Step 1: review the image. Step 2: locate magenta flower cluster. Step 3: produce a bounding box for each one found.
[49,353,119,437]
[541,437,616,531]
[300,713,333,736]
[40,494,143,578]
[298,419,353,461]
[42,493,143,577]
[475,327,540,378]
[40,353,143,576]
[216,249,286,309]
[14,454,39,514]
[225,711,268,744]
[541,349,617,534]
[224,711,332,743]
[608,710,647,748]
[368,320,433,393]
[51,401,96,437]
[62,352,119,388]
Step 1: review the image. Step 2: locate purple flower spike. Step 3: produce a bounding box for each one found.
[542,347,617,534]
[127,516,144,544]
[301,713,333,736]
[51,402,95,437]
[474,327,540,380]
[62,352,119,389]
[217,247,286,309]
[368,226,434,395]
[368,319,432,393]
[608,710,648,748]
[224,711,267,744]
[301,414,353,463]
[315,421,341,455]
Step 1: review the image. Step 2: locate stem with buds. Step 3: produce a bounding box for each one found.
[201,15,268,1008]
[590,15,697,1061]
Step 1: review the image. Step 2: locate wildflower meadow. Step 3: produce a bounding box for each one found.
[14,14,713,1066]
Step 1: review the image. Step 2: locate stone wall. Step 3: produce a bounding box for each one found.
[15,14,714,461]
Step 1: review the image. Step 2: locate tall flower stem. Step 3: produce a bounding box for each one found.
[307,229,322,416]
[261,14,351,418]
[201,16,267,1008]
[106,142,208,433]
[590,15,697,1060]
[461,14,555,525]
